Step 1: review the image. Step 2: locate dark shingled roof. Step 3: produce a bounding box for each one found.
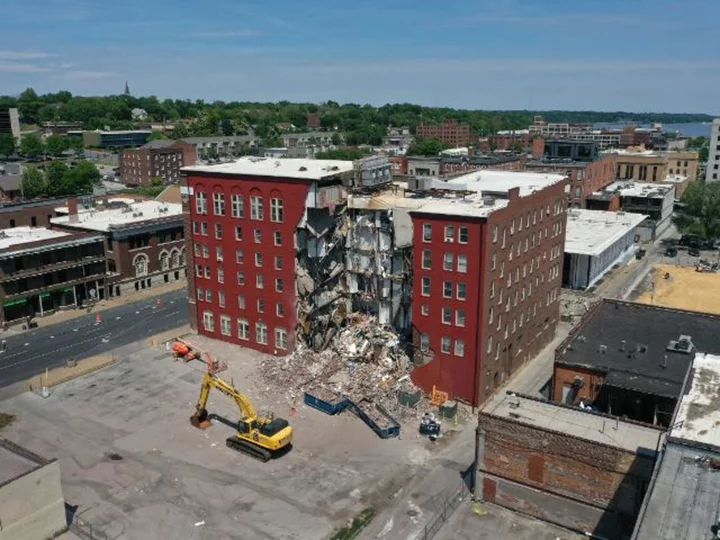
[556,301,720,398]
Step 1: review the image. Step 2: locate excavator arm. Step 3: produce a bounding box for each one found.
[191,371,258,428]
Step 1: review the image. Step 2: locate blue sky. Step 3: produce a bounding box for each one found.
[0,0,718,113]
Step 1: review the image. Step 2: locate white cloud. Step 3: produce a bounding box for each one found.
[0,50,56,60]
[0,62,54,73]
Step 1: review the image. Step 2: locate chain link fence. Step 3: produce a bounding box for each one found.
[413,480,470,540]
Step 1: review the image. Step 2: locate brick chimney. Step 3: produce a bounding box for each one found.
[68,197,79,223]
[531,137,545,160]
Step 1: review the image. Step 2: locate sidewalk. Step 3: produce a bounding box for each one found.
[4,280,188,336]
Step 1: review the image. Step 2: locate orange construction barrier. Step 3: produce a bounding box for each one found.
[430,385,449,406]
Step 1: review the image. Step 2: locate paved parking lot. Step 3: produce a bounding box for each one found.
[0,337,465,540]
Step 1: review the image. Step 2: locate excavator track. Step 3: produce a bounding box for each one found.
[226,436,273,462]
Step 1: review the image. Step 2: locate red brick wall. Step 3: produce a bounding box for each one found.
[478,413,655,512]
[552,364,606,403]
[0,200,64,230]
[531,137,545,159]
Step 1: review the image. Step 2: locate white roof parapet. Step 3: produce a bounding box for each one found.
[182,156,354,181]
[565,209,647,257]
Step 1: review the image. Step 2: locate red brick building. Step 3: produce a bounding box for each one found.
[416,119,472,147]
[409,171,568,406]
[0,198,67,230]
[181,158,354,355]
[120,140,196,186]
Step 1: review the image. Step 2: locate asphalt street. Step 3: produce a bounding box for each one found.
[0,288,188,388]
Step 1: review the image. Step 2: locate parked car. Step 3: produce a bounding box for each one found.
[636,248,647,260]
[688,247,701,257]
[665,247,678,257]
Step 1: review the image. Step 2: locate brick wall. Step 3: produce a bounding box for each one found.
[0,200,65,230]
[476,414,656,537]
[552,364,606,403]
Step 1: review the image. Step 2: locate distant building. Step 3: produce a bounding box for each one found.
[563,209,646,289]
[281,132,337,159]
[0,170,22,201]
[306,112,321,130]
[119,140,196,186]
[632,353,720,540]
[0,106,20,139]
[52,198,185,297]
[0,226,106,324]
[260,147,288,159]
[382,126,414,153]
[41,121,84,135]
[405,154,524,178]
[67,130,152,149]
[131,108,148,121]
[552,300,720,426]
[416,119,472,147]
[608,148,699,187]
[706,118,720,182]
[586,181,675,241]
[181,136,258,161]
[0,197,67,229]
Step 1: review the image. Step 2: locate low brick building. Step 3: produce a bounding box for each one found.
[0,198,67,229]
[51,198,185,297]
[416,119,472,147]
[120,140,196,186]
[477,393,662,539]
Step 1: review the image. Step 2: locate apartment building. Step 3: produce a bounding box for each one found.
[706,118,720,182]
[416,119,472,147]
[0,107,21,139]
[51,198,185,297]
[67,130,152,149]
[181,136,258,161]
[409,171,567,405]
[609,149,698,195]
[120,140,196,186]
[281,132,338,159]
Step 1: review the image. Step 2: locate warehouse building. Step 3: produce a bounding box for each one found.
[563,209,646,289]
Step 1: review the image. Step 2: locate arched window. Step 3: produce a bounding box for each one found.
[159,251,169,271]
[133,254,149,277]
[170,249,180,268]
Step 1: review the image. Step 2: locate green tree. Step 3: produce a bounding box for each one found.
[406,138,448,156]
[68,136,85,155]
[331,132,343,146]
[150,176,163,187]
[673,182,720,239]
[0,134,15,158]
[19,133,45,159]
[66,161,101,194]
[45,134,69,157]
[21,167,48,199]
[148,131,168,141]
[172,123,189,138]
[511,141,524,154]
[46,161,71,196]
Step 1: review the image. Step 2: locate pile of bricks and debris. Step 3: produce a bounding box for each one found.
[259,313,433,422]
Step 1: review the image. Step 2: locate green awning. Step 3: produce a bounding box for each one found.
[40,292,51,299]
[4,298,27,307]
[62,287,74,293]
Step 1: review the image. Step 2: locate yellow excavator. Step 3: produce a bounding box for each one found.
[190,371,293,462]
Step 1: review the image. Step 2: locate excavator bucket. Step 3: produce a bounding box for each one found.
[190,408,211,429]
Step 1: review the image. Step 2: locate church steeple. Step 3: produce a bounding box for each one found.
[124,81,130,95]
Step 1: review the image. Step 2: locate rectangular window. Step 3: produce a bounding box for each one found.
[202,310,214,331]
[454,339,465,357]
[195,264,203,277]
[217,268,224,284]
[457,254,468,273]
[251,196,263,220]
[420,334,429,353]
[256,274,264,289]
[275,328,288,349]
[237,271,245,285]
[193,222,200,235]
[274,256,282,270]
[441,337,451,354]
[202,245,210,258]
[213,193,225,216]
[231,194,244,218]
[205,289,212,302]
[255,253,263,267]
[444,225,455,242]
[423,223,432,242]
[274,231,282,246]
[442,307,452,325]
[421,277,431,296]
[443,253,454,271]
[195,192,207,214]
[257,299,265,313]
[254,229,262,243]
[275,278,284,292]
[201,222,208,236]
[443,281,452,298]
[236,249,244,264]
[196,287,203,301]
[422,249,432,269]
[238,318,249,340]
[256,323,268,344]
[235,226,243,241]
[276,303,285,317]
[456,309,466,327]
[459,227,468,244]
[216,246,223,261]
[270,198,284,223]
[421,305,429,316]
[194,242,201,257]
[238,294,246,309]
[215,223,222,239]
[204,266,211,279]
[220,314,231,335]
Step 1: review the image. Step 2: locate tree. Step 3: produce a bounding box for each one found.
[21,167,48,199]
[150,176,163,187]
[66,161,101,194]
[406,138,448,156]
[0,134,15,158]
[68,136,85,155]
[46,161,71,196]
[673,181,720,239]
[19,134,45,159]
[148,131,168,141]
[45,134,69,157]
[331,133,343,146]
[172,123,189,138]
[511,141,524,154]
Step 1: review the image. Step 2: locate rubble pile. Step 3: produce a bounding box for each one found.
[260,314,431,422]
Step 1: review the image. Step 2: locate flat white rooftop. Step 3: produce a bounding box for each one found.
[565,209,647,257]
[183,156,354,181]
[485,394,661,454]
[447,169,566,197]
[51,200,181,232]
[670,353,720,449]
[0,227,69,251]
[601,180,674,198]
[350,190,510,218]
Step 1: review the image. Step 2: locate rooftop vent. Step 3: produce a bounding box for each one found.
[483,196,495,206]
[666,334,695,354]
[299,166,307,171]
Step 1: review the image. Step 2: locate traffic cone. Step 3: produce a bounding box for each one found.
[95,312,102,324]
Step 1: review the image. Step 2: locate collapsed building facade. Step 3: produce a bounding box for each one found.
[181,157,568,406]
